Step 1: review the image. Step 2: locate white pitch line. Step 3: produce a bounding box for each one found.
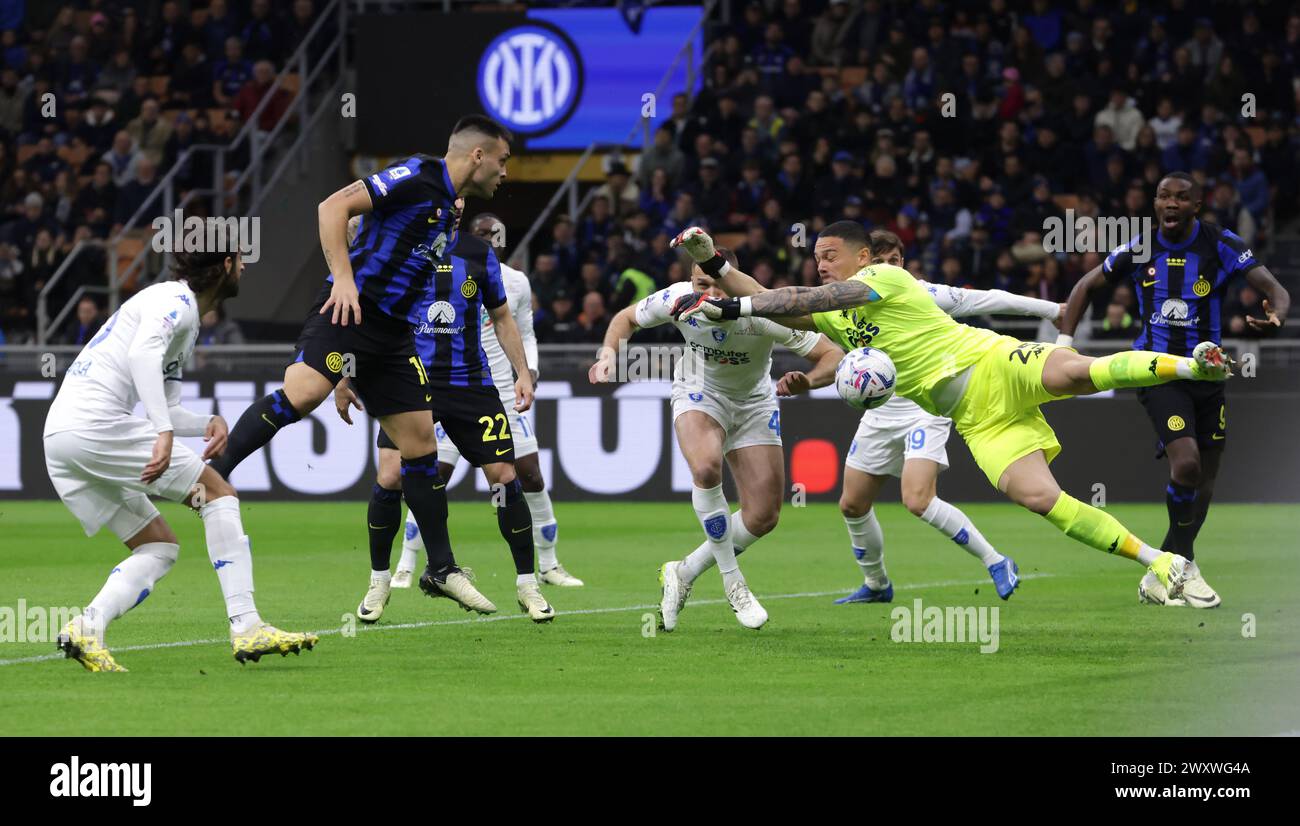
[0,573,1052,668]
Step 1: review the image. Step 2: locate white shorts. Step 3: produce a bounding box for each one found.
[671,386,781,453]
[44,420,206,541]
[844,409,951,478]
[435,404,539,466]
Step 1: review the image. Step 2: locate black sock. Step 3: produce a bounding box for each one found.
[400,452,455,576]
[367,484,403,573]
[209,389,302,478]
[496,478,535,575]
[1161,481,1199,560]
[1189,490,1214,546]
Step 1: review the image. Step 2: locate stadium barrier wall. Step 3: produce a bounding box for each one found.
[3,369,1297,503]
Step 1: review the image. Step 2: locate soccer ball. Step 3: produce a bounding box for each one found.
[834,347,896,410]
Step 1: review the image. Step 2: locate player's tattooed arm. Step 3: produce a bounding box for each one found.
[318,180,374,325]
[750,281,878,316]
[1244,266,1290,331]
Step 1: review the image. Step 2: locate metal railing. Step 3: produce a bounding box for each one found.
[36,0,349,344]
[505,0,717,271]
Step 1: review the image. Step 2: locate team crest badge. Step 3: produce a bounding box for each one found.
[711,328,727,343]
[461,279,478,298]
[1192,277,1212,297]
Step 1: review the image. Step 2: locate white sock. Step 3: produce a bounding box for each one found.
[845,510,888,589]
[524,490,559,570]
[397,507,422,573]
[919,497,1005,566]
[691,484,740,588]
[516,573,537,586]
[200,496,261,634]
[680,510,759,584]
[1137,544,1162,566]
[84,542,178,639]
[371,570,392,585]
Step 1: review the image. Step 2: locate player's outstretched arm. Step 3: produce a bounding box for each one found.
[938,284,1062,324]
[488,303,534,411]
[778,334,844,396]
[590,306,639,383]
[675,281,877,325]
[1058,265,1107,344]
[318,179,375,326]
[1244,266,1290,332]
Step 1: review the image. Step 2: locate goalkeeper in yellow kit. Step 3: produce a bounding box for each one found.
[668,227,1230,607]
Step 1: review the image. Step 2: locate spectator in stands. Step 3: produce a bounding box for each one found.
[199,308,246,345]
[213,36,252,109]
[575,291,610,344]
[661,190,702,238]
[1225,283,1268,337]
[1094,87,1145,151]
[747,94,785,149]
[164,111,211,192]
[1184,17,1224,81]
[593,160,639,218]
[578,195,615,254]
[113,155,161,227]
[638,124,684,191]
[687,156,731,230]
[23,137,66,184]
[547,215,580,281]
[0,66,23,135]
[810,0,860,68]
[1227,147,1269,222]
[171,40,213,109]
[143,0,192,75]
[95,49,138,102]
[73,159,116,229]
[102,129,141,188]
[235,59,291,134]
[638,168,674,229]
[1094,297,1140,339]
[126,96,170,166]
[243,0,287,65]
[202,0,240,58]
[7,191,52,252]
[59,296,103,346]
[52,34,99,104]
[535,287,578,343]
[80,97,117,154]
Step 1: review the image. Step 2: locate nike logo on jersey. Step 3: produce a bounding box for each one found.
[369,524,391,530]
[495,448,511,456]
[511,526,530,534]
[1211,434,1225,440]
[261,414,279,430]
[1141,279,1158,287]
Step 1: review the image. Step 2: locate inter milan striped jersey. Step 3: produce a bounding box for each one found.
[336,154,461,323]
[1102,220,1261,356]
[412,234,508,387]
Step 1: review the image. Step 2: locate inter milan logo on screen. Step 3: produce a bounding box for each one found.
[477,24,582,136]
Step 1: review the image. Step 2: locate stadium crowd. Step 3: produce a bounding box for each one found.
[0,1,1295,349]
[530,0,1298,345]
[0,0,320,344]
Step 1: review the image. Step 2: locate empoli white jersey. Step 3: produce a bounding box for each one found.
[45,281,203,437]
[635,281,820,401]
[478,262,538,402]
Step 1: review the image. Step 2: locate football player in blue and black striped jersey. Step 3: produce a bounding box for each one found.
[209,115,513,613]
[1062,172,1290,607]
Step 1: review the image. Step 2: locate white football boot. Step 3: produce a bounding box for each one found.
[390,569,414,589]
[657,561,691,632]
[1178,560,1221,608]
[517,580,555,623]
[1138,570,1186,606]
[726,580,768,630]
[539,565,584,587]
[357,576,392,623]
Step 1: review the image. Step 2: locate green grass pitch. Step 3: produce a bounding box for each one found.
[1,500,1297,736]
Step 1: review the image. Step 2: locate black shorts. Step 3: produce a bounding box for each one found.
[375,384,513,468]
[293,284,429,418]
[1137,380,1227,456]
